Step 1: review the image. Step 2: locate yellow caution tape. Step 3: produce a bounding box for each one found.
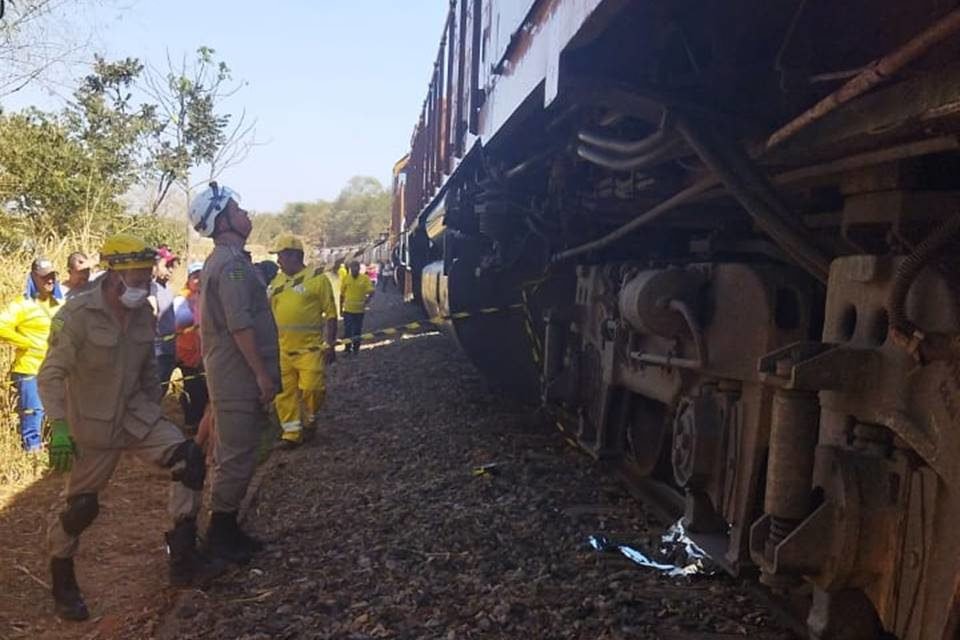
[285,303,525,356]
[1,303,529,391]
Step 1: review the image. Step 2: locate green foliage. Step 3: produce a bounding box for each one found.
[146,47,240,212]
[65,55,158,193]
[248,176,391,250]
[0,47,239,252]
[328,176,392,246]
[0,110,123,245]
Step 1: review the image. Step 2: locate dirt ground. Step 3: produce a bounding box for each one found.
[0,285,797,640]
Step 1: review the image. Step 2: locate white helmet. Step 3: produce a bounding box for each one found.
[188,182,241,237]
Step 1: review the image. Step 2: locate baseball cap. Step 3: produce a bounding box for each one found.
[31,258,56,277]
[187,261,204,275]
[157,246,179,265]
[270,233,305,253]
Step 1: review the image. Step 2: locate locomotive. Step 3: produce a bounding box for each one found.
[390,2,960,638]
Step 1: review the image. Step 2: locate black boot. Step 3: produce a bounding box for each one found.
[50,557,89,621]
[166,519,227,587]
[203,511,264,564]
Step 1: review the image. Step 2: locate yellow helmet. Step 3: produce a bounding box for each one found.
[99,234,158,271]
[270,233,304,253]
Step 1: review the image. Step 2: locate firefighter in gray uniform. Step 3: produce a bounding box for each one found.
[38,234,221,622]
[188,182,281,564]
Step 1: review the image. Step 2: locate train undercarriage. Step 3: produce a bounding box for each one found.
[394,2,960,637]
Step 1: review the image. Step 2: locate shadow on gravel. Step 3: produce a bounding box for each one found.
[134,289,798,640]
[0,457,176,639]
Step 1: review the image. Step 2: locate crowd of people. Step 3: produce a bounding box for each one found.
[0,182,382,620]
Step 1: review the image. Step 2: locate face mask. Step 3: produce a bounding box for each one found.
[119,277,149,308]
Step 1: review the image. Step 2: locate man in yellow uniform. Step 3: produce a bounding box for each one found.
[189,181,280,565]
[268,234,338,447]
[340,260,375,354]
[38,235,221,622]
[0,258,62,452]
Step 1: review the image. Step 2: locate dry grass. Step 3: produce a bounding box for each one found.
[1,250,60,490]
[0,238,106,491]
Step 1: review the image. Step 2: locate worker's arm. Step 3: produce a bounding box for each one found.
[219,258,277,404]
[232,327,276,404]
[324,317,338,363]
[316,277,338,363]
[0,299,34,350]
[365,277,375,303]
[37,311,79,421]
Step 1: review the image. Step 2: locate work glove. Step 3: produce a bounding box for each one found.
[49,419,75,473]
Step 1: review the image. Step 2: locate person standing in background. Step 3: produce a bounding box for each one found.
[379,259,394,291]
[340,260,374,355]
[150,250,178,393]
[62,253,96,301]
[155,246,180,287]
[173,262,208,435]
[268,234,337,448]
[0,258,62,452]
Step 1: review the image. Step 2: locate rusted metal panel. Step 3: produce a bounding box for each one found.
[475,0,608,143]
[489,0,539,70]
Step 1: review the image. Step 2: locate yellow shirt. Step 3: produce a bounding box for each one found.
[269,266,338,351]
[340,273,374,314]
[0,295,61,374]
[337,264,348,282]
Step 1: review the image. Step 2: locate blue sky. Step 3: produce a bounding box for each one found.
[5,1,449,212]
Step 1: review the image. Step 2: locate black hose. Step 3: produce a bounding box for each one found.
[674,116,831,283]
[888,210,960,337]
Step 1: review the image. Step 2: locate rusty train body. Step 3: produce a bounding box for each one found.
[389,2,960,638]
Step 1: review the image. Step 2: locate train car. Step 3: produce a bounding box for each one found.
[392,2,960,638]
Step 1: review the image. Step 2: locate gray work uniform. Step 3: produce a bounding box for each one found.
[200,244,280,512]
[37,283,198,559]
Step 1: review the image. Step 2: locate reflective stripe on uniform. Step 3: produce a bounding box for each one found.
[280,420,302,434]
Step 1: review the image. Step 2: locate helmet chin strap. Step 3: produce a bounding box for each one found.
[213,205,241,239]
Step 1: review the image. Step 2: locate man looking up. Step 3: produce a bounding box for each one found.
[38,235,221,621]
[188,181,281,564]
[268,234,338,448]
[340,260,374,355]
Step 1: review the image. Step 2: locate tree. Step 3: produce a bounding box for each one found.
[0,110,121,243]
[0,0,101,97]
[144,46,257,213]
[247,177,390,250]
[65,55,158,194]
[0,109,185,250]
[327,176,390,246]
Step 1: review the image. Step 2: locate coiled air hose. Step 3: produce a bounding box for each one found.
[888,210,960,360]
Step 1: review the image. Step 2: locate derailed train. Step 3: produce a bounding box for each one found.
[390,2,960,638]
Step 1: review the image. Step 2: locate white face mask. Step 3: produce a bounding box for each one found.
[119,276,149,308]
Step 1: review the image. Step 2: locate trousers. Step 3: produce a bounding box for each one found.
[275,349,326,443]
[342,312,365,353]
[210,401,268,513]
[48,418,198,559]
[11,373,43,452]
